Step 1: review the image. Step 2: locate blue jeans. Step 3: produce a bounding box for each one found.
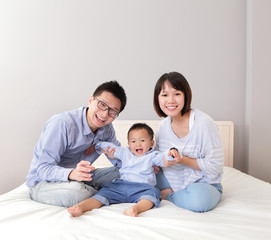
[155,169,222,212]
[29,166,119,207]
[92,179,161,207]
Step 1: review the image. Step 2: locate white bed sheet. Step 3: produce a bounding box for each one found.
[0,167,271,240]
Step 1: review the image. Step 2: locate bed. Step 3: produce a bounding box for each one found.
[0,120,271,240]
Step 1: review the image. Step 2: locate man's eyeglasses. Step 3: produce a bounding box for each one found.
[94,97,119,118]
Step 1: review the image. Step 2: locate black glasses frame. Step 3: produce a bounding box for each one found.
[94,97,119,118]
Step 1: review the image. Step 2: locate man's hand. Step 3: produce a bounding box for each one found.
[68,160,95,181]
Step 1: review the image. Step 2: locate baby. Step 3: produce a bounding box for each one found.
[68,123,176,217]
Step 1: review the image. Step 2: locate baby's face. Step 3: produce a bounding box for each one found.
[128,128,154,157]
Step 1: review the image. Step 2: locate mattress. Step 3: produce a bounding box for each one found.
[0,167,270,240]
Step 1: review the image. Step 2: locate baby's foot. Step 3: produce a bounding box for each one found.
[124,207,138,217]
[68,205,83,217]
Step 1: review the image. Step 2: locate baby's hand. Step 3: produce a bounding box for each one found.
[102,146,116,159]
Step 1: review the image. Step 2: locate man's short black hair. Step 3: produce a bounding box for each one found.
[93,80,127,113]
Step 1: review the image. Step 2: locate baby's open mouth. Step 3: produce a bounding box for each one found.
[136,149,143,154]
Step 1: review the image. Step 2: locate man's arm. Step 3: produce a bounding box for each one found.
[35,119,94,182]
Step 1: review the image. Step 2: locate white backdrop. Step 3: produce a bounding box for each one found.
[0,0,249,194]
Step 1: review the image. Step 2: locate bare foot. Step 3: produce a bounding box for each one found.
[124,207,138,217]
[68,206,83,217]
[160,188,173,200]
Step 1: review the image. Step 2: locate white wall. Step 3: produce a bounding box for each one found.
[0,0,249,194]
[247,0,271,182]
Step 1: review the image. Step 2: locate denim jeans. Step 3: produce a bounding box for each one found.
[156,169,222,212]
[29,166,120,207]
[92,179,161,207]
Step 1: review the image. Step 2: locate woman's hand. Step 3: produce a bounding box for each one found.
[68,160,95,181]
[165,149,201,171]
[163,148,182,167]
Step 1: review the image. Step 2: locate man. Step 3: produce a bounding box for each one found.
[26,81,126,207]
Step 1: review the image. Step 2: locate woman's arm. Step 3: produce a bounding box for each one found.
[163,148,201,170]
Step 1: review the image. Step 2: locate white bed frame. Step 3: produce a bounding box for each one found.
[93,120,234,168]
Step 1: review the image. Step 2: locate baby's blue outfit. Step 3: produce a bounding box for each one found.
[94,142,168,207]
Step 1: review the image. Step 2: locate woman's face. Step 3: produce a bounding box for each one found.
[158,80,185,118]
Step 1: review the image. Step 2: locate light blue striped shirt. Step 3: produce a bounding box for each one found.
[155,109,224,192]
[26,107,120,187]
[96,142,169,186]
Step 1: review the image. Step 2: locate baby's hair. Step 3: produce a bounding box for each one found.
[127,123,154,140]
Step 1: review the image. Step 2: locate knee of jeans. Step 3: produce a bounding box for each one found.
[91,167,120,188]
[31,181,97,207]
[48,182,96,208]
[109,167,120,178]
[174,184,221,212]
[59,191,85,208]
[60,182,98,207]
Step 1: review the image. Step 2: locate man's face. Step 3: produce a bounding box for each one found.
[86,91,121,132]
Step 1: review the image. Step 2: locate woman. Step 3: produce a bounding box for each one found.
[153,72,224,212]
